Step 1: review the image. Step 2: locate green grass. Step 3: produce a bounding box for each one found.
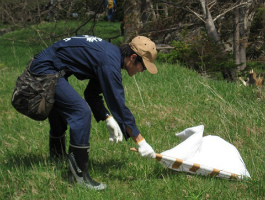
[1,22,265,199]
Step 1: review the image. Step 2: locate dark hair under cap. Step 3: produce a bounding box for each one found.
[119,44,143,64]
[119,44,135,57]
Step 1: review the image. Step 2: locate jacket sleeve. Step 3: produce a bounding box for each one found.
[96,65,140,140]
[84,78,110,122]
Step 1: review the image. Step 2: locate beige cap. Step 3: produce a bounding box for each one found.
[129,36,158,74]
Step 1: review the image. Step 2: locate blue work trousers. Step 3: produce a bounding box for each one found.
[107,9,115,21]
[48,77,91,146]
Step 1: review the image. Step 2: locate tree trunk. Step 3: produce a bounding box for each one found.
[155,3,160,19]
[238,6,247,71]
[234,1,247,71]
[163,3,168,18]
[199,0,236,81]
[234,7,241,67]
[141,0,156,22]
[123,0,141,43]
[234,0,257,71]
[199,0,222,46]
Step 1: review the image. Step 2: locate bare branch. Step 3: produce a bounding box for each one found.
[186,6,206,23]
[74,0,105,35]
[213,2,248,22]
[208,0,217,10]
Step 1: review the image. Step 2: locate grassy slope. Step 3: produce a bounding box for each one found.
[0,24,265,199]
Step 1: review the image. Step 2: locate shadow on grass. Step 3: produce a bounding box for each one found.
[2,152,49,168]
[3,151,214,184]
[2,151,134,181]
[90,157,185,182]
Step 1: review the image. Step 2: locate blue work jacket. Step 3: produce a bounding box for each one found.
[30,35,139,139]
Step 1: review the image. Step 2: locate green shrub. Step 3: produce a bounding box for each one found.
[157,31,237,78]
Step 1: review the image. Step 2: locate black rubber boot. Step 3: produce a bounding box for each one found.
[68,144,107,190]
[49,134,67,159]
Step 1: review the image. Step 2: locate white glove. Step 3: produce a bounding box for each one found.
[106,116,123,143]
[137,139,156,158]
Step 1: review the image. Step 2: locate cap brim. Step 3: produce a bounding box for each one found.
[143,58,157,74]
